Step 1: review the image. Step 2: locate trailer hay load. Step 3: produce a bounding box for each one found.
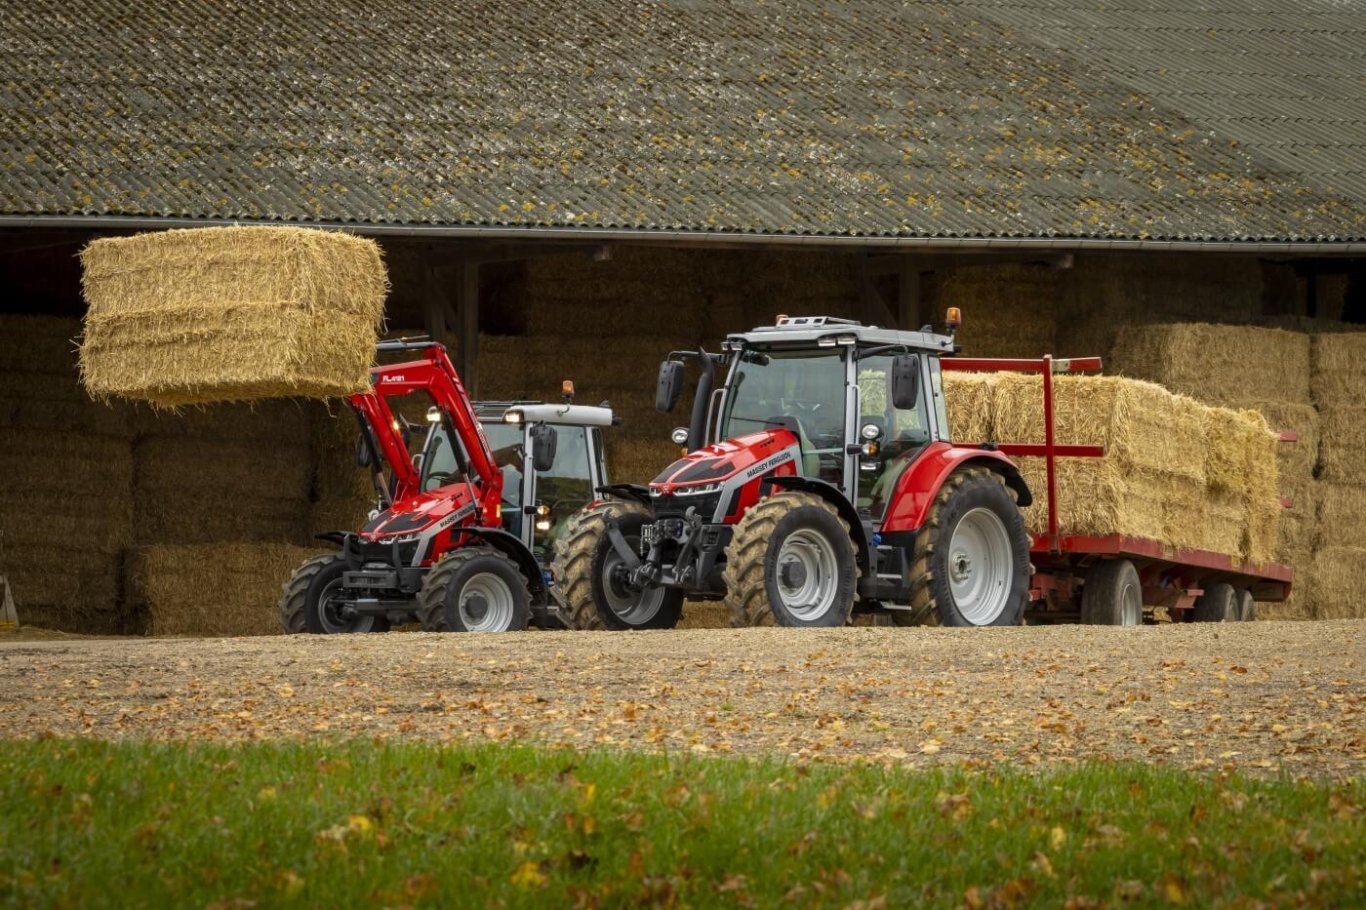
[78,226,387,407]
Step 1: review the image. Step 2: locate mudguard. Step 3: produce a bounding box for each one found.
[458,526,548,597]
[880,442,1031,535]
[766,475,871,573]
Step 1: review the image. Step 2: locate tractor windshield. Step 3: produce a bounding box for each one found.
[719,347,847,482]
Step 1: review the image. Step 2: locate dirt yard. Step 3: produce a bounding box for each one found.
[1,621,1361,777]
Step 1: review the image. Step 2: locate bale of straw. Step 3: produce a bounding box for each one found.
[606,438,677,485]
[1109,323,1311,405]
[939,264,1057,359]
[308,404,377,535]
[481,334,670,394]
[677,601,732,630]
[1310,333,1366,411]
[134,437,311,544]
[0,370,137,439]
[0,545,129,634]
[1317,407,1366,486]
[1315,484,1366,552]
[0,315,82,375]
[1308,548,1366,620]
[1238,410,1282,565]
[129,399,313,447]
[942,372,997,443]
[79,226,388,406]
[132,543,328,636]
[1244,400,1319,482]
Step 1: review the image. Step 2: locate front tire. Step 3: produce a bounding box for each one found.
[553,501,683,631]
[418,547,532,633]
[1080,559,1144,625]
[280,554,390,634]
[909,467,1029,627]
[723,491,859,628]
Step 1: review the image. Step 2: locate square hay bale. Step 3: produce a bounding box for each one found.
[939,264,1058,359]
[1310,333,1366,411]
[308,404,377,536]
[606,438,676,485]
[134,437,311,544]
[1308,548,1366,620]
[129,399,313,448]
[1109,323,1311,405]
[79,226,387,407]
[1243,400,1319,483]
[0,545,128,634]
[0,370,137,439]
[943,373,996,443]
[1317,406,1366,486]
[133,543,327,636]
[0,431,133,500]
[1315,484,1366,552]
[0,315,82,375]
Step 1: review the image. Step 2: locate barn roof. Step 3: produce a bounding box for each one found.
[2,0,1364,244]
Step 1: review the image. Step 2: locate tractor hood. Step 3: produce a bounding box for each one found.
[650,429,800,495]
[359,488,479,542]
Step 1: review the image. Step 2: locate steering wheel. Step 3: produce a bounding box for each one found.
[785,398,825,415]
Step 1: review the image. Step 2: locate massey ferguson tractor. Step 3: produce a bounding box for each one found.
[556,315,1291,629]
[279,339,616,634]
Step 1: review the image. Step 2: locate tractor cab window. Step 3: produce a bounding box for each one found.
[720,348,847,485]
[856,352,933,518]
[479,420,527,537]
[530,425,593,559]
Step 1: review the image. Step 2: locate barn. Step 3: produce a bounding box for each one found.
[1,0,1363,633]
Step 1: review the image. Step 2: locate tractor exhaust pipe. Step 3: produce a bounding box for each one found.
[687,351,716,453]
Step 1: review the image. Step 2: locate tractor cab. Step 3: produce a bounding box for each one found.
[419,398,614,565]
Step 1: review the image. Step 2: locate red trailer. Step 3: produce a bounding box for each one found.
[940,355,1293,625]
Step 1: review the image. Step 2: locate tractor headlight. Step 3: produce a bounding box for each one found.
[675,482,723,497]
[504,410,523,424]
[670,427,689,446]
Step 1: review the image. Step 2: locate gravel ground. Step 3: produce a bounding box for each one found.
[1,621,1361,777]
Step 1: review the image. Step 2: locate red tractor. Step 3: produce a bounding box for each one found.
[280,339,566,634]
[557,315,1291,629]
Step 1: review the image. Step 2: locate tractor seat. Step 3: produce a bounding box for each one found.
[766,415,823,477]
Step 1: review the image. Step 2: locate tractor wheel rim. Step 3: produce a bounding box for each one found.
[318,578,362,633]
[1120,579,1142,625]
[459,573,515,632]
[775,528,839,621]
[948,507,1011,625]
[602,537,664,624]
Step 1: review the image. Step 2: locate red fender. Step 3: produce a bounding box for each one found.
[879,442,1029,534]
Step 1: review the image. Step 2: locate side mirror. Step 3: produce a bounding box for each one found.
[355,434,376,468]
[891,354,921,410]
[656,360,685,413]
[530,424,558,473]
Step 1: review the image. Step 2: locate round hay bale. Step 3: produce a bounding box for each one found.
[79,226,388,407]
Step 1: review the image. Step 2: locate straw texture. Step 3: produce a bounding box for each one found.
[1109,323,1311,405]
[1307,548,1366,620]
[1310,333,1366,411]
[79,226,387,406]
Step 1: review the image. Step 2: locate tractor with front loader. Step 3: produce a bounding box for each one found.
[556,315,1291,629]
[279,339,618,634]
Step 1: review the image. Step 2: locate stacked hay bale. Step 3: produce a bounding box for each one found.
[308,402,377,536]
[943,372,1280,563]
[1309,333,1366,619]
[129,543,325,637]
[939,264,1058,358]
[0,315,136,633]
[1109,323,1318,617]
[78,225,389,636]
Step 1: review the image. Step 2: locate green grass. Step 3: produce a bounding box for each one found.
[0,740,1360,909]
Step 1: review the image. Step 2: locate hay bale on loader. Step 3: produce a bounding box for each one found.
[132,543,327,636]
[1109,323,1311,405]
[79,226,387,407]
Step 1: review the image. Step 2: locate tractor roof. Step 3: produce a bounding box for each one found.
[726,316,954,353]
[477,401,617,428]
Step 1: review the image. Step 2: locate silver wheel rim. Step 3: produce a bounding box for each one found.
[459,572,515,632]
[1118,578,1142,625]
[602,538,666,624]
[775,528,839,622]
[317,578,372,633]
[947,507,1012,625]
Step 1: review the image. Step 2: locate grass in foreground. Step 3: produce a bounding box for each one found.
[0,740,1360,908]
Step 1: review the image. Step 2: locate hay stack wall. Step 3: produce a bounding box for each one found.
[939,264,1058,358]
[131,543,325,637]
[79,226,388,406]
[1308,333,1366,620]
[0,315,136,633]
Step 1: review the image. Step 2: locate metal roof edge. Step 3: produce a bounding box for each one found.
[1,215,1363,256]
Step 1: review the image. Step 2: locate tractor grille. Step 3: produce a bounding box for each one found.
[650,490,721,523]
[355,538,420,568]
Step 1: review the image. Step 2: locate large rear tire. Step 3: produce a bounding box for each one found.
[280,553,390,634]
[909,467,1029,627]
[1080,559,1144,626]
[723,491,859,628]
[1192,582,1237,623]
[418,547,532,633]
[553,501,683,631]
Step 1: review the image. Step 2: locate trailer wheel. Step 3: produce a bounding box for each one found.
[1192,582,1237,623]
[553,502,682,631]
[1235,588,1257,623]
[418,547,531,633]
[280,553,390,634]
[723,490,859,627]
[909,467,1029,627]
[1080,559,1143,625]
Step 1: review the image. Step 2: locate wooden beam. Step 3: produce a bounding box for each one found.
[421,254,447,341]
